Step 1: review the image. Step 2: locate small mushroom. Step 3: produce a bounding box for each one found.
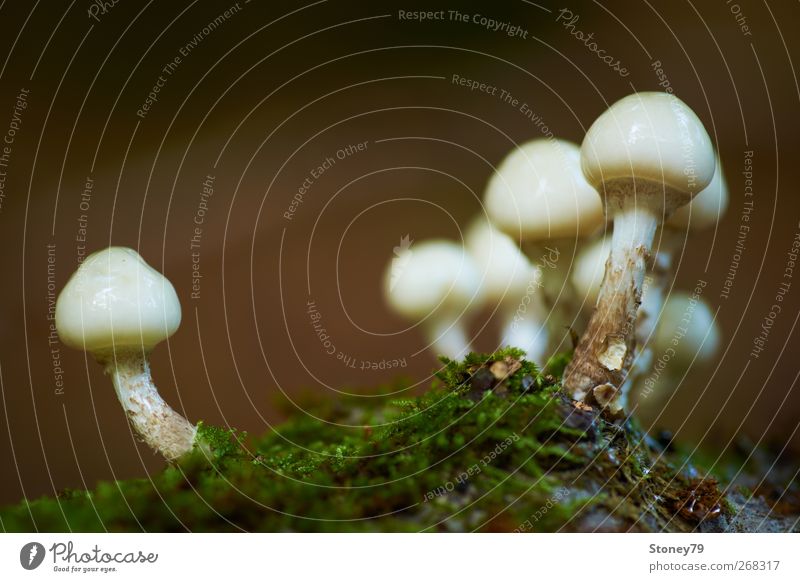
[651,293,721,367]
[484,138,605,351]
[383,240,483,359]
[643,158,729,352]
[563,92,716,413]
[465,218,548,363]
[633,292,720,415]
[56,247,195,460]
[666,156,729,234]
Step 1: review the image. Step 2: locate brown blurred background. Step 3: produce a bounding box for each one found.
[0,0,798,506]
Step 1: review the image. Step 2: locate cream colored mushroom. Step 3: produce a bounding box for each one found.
[383,240,483,359]
[56,247,195,460]
[634,292,720,415]
[484,138,605,352]
[563,92,716,414]
[666,156,728,233]
[649,158,728,333]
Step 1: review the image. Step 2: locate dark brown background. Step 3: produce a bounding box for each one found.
[0,0,798,506]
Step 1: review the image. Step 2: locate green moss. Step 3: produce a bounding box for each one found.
[1,349,797,532]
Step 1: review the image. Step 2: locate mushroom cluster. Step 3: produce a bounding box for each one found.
[56,247,196,461]
[383,90,725,418]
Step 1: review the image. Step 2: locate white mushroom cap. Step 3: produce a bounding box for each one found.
[581,92,716,209]
[56,247,182,352]
[652,292,720,367]
[484,139,604,240]
[464,218,540,303]
[667,157,728,231]
[383,240,482,320]
[571,234,611,307]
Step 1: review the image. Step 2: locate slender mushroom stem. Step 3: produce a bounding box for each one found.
[616,266,663,411]
[502,263,549,363]
[464,218,549,362]
[96,348,196,461]
[426,317,472,360]
[500,309,548,364]
[638,250,670,343]
[563,192,658,410]
[523,233,584,334]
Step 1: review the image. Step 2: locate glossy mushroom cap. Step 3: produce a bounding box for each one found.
[383,240,482,320]
[581,92,716,214]
[667,158,728,231]
[485,139,604,240]
[56,247,182,352]
[465,219,540,303]
[571,234,611,308]
[652,292,720,367]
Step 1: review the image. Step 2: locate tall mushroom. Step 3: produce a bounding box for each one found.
[483,138,605,352]
[56,247,196,460]
[563,92,716,414]
[383,240,483,359]
[572,165,727,410]
[465,218,548,363]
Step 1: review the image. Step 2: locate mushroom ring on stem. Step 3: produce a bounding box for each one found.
[563,92,716,414]
[56,247,196,460]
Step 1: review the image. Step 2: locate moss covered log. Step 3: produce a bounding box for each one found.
[1,349,797,532]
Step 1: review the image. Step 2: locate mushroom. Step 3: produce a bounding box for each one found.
[572,164,727,409]
[56,247,195,460]
[383,240,483,359]
[465,218,548,363]
[642,158,728,349]
[483,138,605,352]
[651,293,721,369]
[634,292,720,415]
[666,156,728,234]
[563,92,716,413]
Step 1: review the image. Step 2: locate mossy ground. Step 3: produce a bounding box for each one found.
[1,349,797,532]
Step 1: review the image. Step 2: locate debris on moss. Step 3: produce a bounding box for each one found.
[1,348,797,532]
